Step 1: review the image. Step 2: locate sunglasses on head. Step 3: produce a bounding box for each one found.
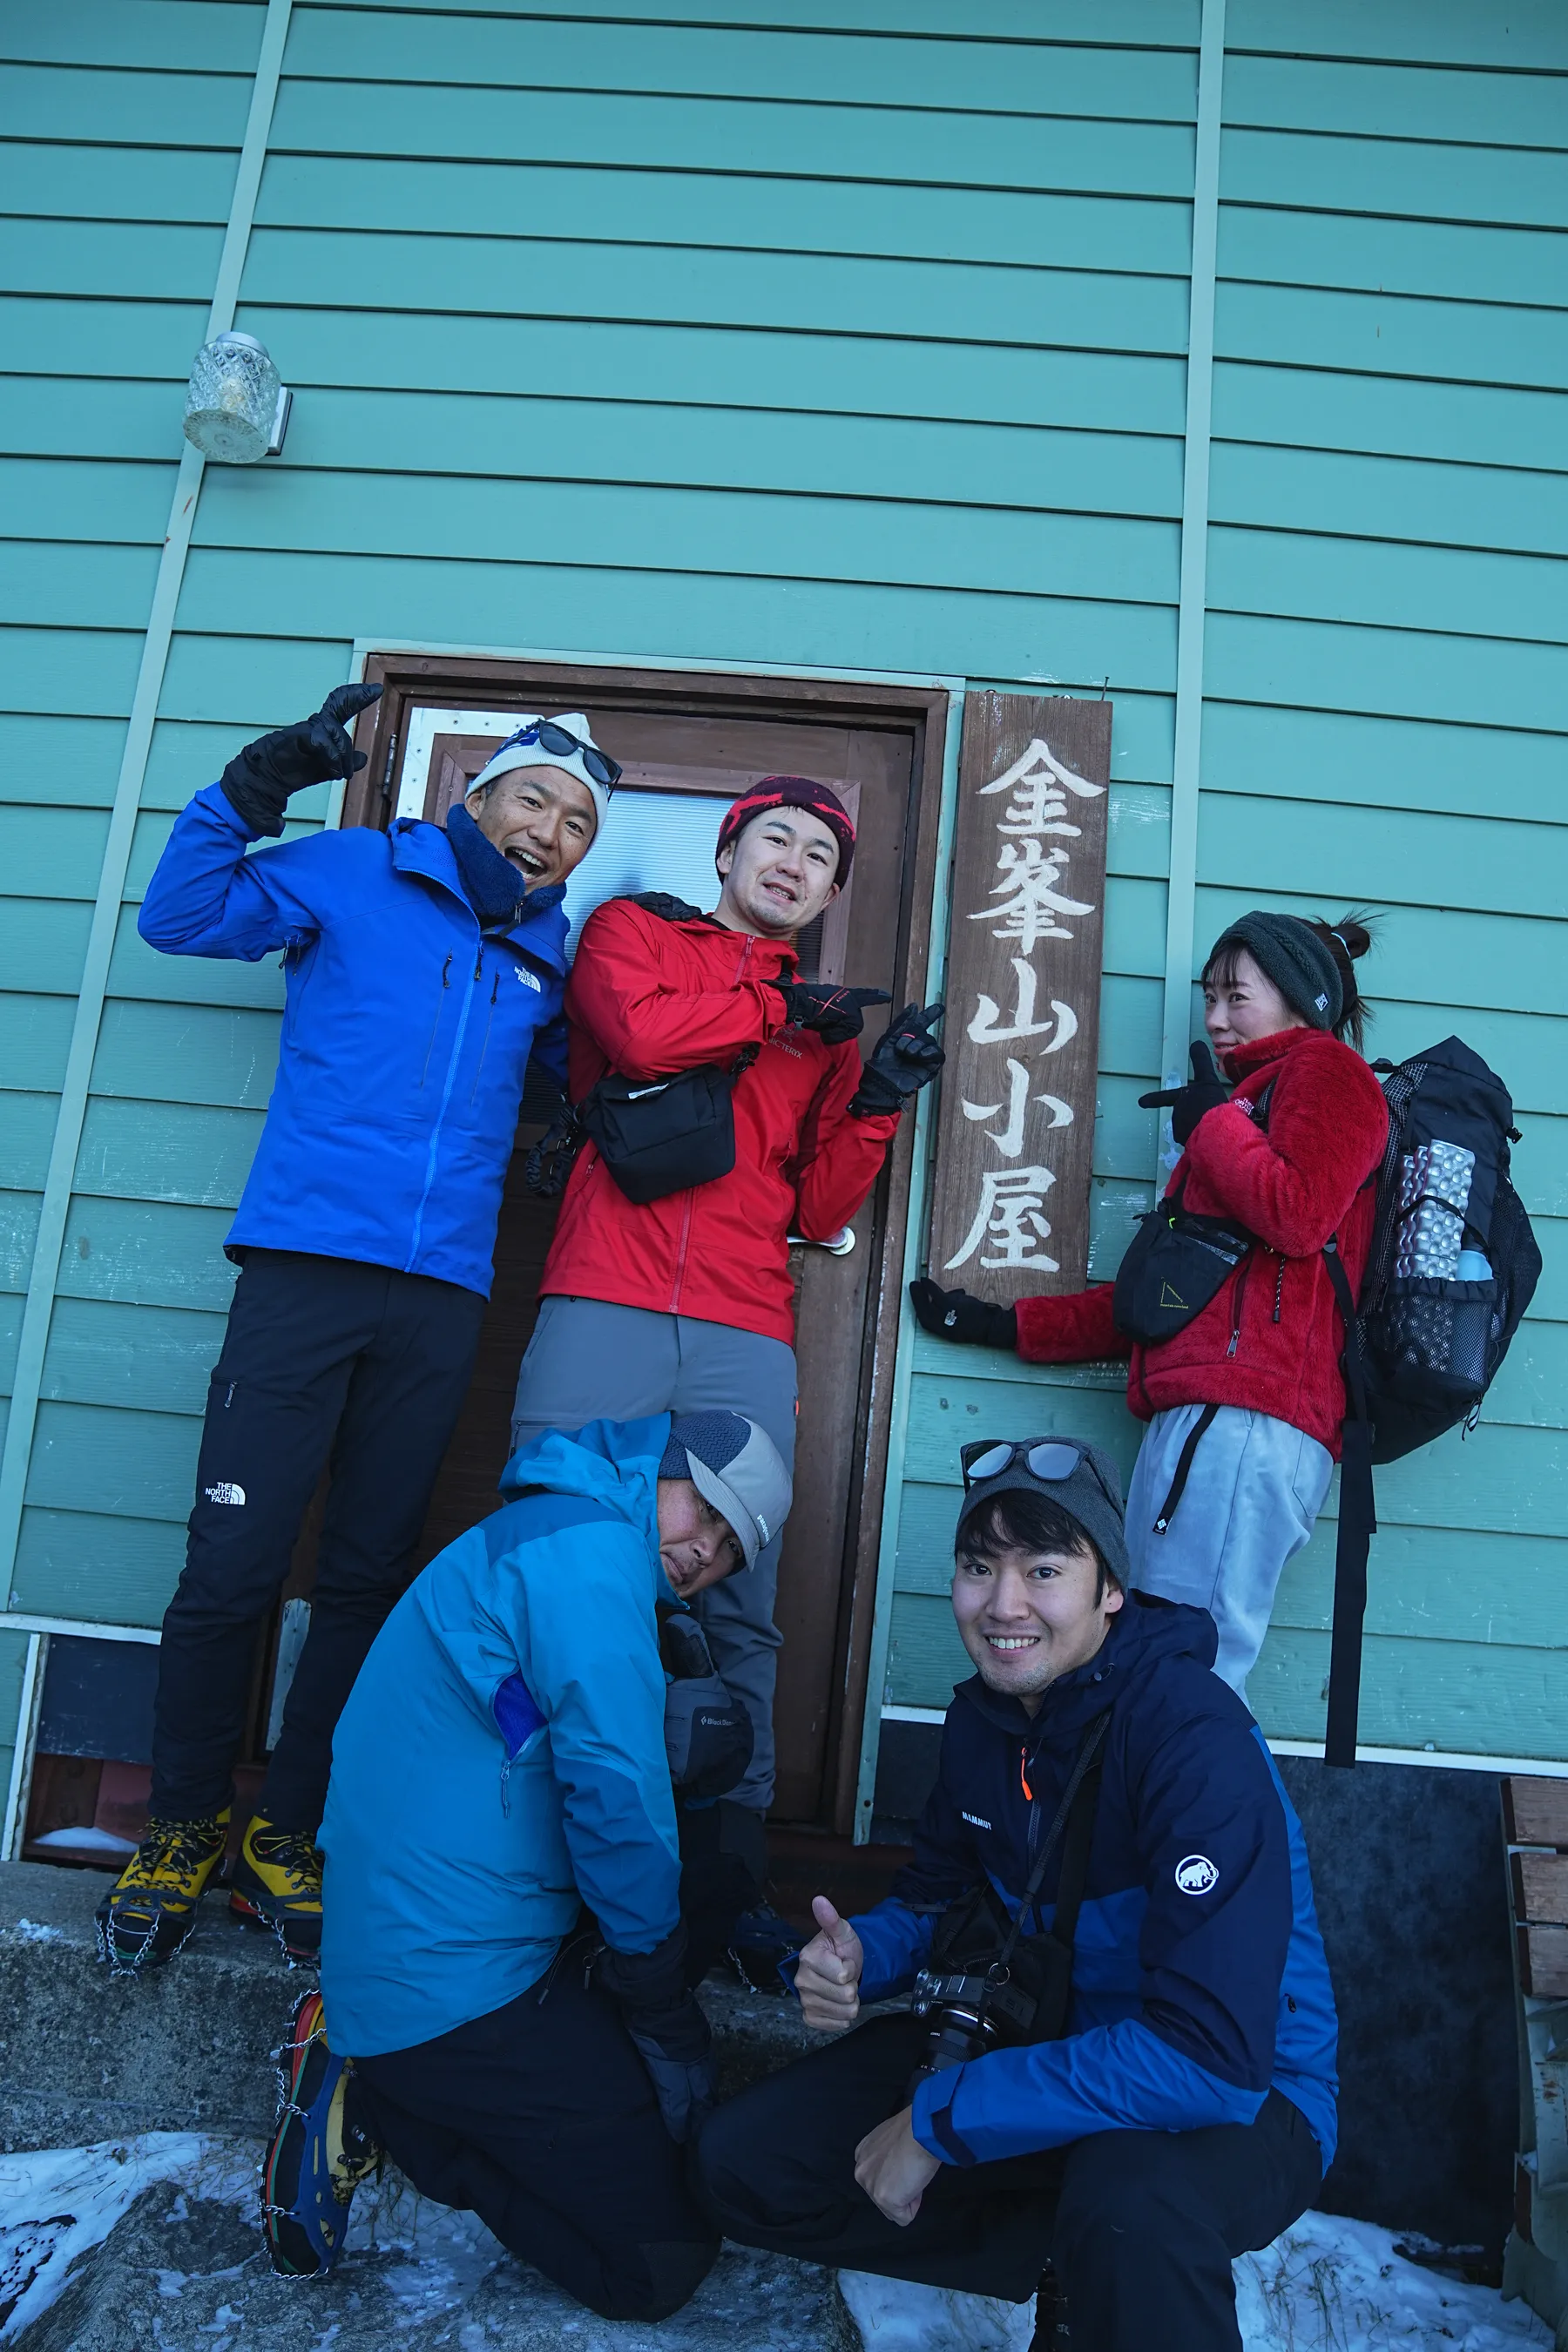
[497,720,622,793]
[960,1437,1118,1514]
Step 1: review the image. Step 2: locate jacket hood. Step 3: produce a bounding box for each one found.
[955,1591,1220,1749]
[500,1410,670,1514]
[1219,1025,1343,1084]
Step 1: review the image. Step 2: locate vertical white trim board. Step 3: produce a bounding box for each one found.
[0,0,297,1789]
[1156,0,1227,1177]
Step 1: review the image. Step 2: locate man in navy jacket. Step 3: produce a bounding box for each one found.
[697,1436,1336,2352]
[98,687,614,1970]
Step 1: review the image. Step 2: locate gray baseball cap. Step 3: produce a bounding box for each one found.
[659,1412,792,1572]
[956,1436,1131,1586]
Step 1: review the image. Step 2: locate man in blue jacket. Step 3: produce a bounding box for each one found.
[260,1408,791,2324]
[98,688,616,1970]
[697,1437,1336,2352]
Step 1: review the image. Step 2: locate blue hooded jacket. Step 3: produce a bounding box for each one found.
[850,1594,1339,2172]
[319,1416,682,2058]
[138,783,570,1298]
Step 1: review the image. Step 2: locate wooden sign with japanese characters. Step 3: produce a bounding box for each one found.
[928,693,1112,1301]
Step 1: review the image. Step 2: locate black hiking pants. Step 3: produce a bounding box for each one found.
[151,1250,484,1833]
[352,1948,720,2322]
[696,2015,1323,2351]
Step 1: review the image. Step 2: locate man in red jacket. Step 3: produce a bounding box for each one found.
[511,778,943,1932]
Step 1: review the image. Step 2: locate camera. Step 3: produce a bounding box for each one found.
[904,1884,1069,2097]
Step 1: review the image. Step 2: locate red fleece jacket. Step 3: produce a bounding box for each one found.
[540,896,900,1346]
[1013,1028,1389,1456]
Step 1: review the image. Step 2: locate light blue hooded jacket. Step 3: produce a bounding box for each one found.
[318,1416,680,2058]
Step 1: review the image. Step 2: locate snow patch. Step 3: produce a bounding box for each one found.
[840,2214,1554,2351]
[8,1919,66,1944]
[29,1825,135,1856]
[1235,2212,1552,2350]
[839,2269,1032,2348]
[0,2135,254,2342]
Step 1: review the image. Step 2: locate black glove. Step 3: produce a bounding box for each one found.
[595,1924,715,2144]
[1138,1039,1230,1146]
[849,1001,946,1117]
[909,1279,1017,1351]
[220,681,382,837]
[774,980,892,1046]
[523,1095,583,1199]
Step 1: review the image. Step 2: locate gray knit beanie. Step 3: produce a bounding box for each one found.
[1208,911,1342,1031]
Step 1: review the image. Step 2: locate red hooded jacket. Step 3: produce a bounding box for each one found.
[1014,1027,1389,1456]
[540,897,901,1346]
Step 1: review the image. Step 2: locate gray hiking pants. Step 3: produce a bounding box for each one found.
[510,1297,797,1814]
[1125,1402,1334,1700]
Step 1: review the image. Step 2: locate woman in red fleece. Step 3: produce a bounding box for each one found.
[913,910,1387,1697]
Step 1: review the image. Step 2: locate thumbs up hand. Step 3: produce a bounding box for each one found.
[794,1895,863,2033]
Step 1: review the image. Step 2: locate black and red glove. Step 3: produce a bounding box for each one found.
[849,1002,946,1117]
[773,980,892,1046]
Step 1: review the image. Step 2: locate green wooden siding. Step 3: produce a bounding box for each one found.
[0,2,1563,1761]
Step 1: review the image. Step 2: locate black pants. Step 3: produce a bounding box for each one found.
[696,2016,1323,2351]
[152,1250,484,1832]
[352,1946,720,2322]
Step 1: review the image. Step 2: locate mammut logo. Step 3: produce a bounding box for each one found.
[1175,1854,1219,1896]
[961,1811,993,1832]
[204,1482,246,1506]
[1159,1282,1189,1310]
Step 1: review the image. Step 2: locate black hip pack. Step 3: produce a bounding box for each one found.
[578,1050,757,1206]
[1112,1172,1254,1346]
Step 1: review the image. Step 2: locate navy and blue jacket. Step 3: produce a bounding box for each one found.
[320,1416,683,2058]
[138,782,570,1298]
[852,1595,1338,2172]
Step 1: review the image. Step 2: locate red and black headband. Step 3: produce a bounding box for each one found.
[715,776,855,886]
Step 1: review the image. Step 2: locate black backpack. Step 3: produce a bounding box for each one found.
[1322,1037,1541,1765]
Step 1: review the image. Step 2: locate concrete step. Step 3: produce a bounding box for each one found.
[0,1859,860,2351]
[0,1858,816,2149]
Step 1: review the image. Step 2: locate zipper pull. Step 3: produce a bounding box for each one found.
[490,970,500,1004]
[474,947,483,983]
[441,952,452,987]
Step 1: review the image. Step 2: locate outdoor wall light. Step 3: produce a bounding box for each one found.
[182,331,292,463]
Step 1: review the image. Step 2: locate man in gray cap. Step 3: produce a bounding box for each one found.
[698,1434,1337,2352]
[261,1406,790,2323]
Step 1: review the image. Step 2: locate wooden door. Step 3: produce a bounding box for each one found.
[344,659,949,1829]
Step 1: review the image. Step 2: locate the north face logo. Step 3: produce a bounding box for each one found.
[204,1482,246,1506]
[1175,1854,1220,1896]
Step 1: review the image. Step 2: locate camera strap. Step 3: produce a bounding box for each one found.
[996,1708,1112,1977]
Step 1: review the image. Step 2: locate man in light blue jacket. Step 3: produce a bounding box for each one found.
[260,1409,791,2326]
[98,688,617,1970]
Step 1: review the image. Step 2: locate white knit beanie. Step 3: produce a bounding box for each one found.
[468,712,613,833]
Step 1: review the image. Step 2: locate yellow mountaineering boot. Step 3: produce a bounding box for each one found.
[231,1816,323,1960]
[94,1808,231,1974]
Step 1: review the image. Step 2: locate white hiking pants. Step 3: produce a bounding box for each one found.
[1125,1403,1334,1699]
